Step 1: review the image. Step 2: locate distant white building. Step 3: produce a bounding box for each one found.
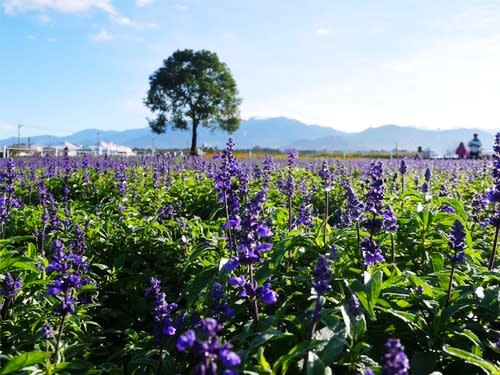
[88,141,135,156]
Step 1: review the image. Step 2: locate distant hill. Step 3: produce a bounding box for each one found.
[0,117,496,154]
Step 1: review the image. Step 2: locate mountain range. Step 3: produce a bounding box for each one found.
[0,117,496,155]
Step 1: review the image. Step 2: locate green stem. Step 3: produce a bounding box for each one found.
[323,190,329,250]
[53,313,67,362]
[445,264,456,306]
[248,264,259,321]
[488,226,499,270]
[390,232,395,264]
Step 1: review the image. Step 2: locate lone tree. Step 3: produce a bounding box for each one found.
[145,49,241,155]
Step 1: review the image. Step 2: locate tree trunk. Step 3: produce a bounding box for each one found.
[190,118,198,156]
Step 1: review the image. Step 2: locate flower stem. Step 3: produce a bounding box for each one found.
[390,232,395,264]
[323,190,329,250]
[248,264,259,321]
[53,313,67,362]
[488,226,499,270]
[445,264,456,306]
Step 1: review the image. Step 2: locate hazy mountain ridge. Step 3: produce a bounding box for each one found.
[0,117,496,154]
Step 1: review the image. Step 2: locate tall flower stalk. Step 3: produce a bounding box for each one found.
[445,220,466,306]
[486,132,500,270]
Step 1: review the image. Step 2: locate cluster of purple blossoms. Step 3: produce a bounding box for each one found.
[399,160,407,175]
[382,338,410,375]
[319,160,331,190]
[46,239,91,316]
[177,317,241,374]
[213,139,241,241]
[312,255,332,297]
[0,272,23,319]
[347,294,362,317]
[0,272,22,299]
[145,277,177,342]
[470,193,489,227]
[0,158,21,235]
[448,220,466,265]
[382,205,398,233]
[361,162,386,265]
[228,276,277,305]
[485,133,500,227]
[360,237,385,266]
[344,180,364,225]
[209,282,234,319]
[295,180,313,227]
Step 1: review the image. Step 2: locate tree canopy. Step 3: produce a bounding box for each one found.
[145,49,241,155]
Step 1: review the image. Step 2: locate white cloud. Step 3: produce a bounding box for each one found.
[3,0,117,15]
[2,0,150,27]
[26,33,36,40]
[175,3,187,11]
[136,0,153,7]
[316,28,329,36]
[37,13,50,23]
[0,121,16,131]
[90,28,112,41]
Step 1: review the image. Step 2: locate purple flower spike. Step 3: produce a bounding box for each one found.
[448,220,466,265]
[259,282,278,304]
[0,273,22,298]
[361,237,385,265]
[312,255,332,296]
[176,329,196,351]
[383,338,410,375]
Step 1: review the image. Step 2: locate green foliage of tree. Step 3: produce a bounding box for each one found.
[145,49,242,155]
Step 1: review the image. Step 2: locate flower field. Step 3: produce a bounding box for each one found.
[1,137,499,375]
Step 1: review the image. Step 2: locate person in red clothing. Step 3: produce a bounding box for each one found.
[455,142,468,159]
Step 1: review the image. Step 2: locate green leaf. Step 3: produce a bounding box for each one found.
[368,270,383,310]
[306,352,326,375]
[320,335,347,364]
[431,252,444,272]
[0,351,50,374]
[272,340,324,375]
[443,345,500,375]
[257,347,272,374]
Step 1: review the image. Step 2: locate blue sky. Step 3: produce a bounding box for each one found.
[1,0,500,138]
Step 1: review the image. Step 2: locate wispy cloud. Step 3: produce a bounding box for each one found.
[175,3,187,11]
[26,34,36,40]
[2,0,150,28]
[37,13,50,23]
[2,0,116,15]
[316,28,330,36]
[136,0,153,7]
[0,121,16,133]
[90,28,112,41]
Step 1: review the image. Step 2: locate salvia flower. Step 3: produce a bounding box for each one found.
[145,277,177,342]
[448,220,466,265]
[424,167,431,182]
[176,317,241,374]
[382,338,410,375]
[382,205,398,233]
[399,160,407,175]
[209,282,234,318]
[348,294,362,317]
[319,160,331,190]
[312,255,332,296]
[0,272,22,299]
[41,323,54,339]
[345,181,365,224]
[361,237,385,266]
[46,239,91,316]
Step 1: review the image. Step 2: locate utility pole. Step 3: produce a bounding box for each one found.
[17,123,23,149]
